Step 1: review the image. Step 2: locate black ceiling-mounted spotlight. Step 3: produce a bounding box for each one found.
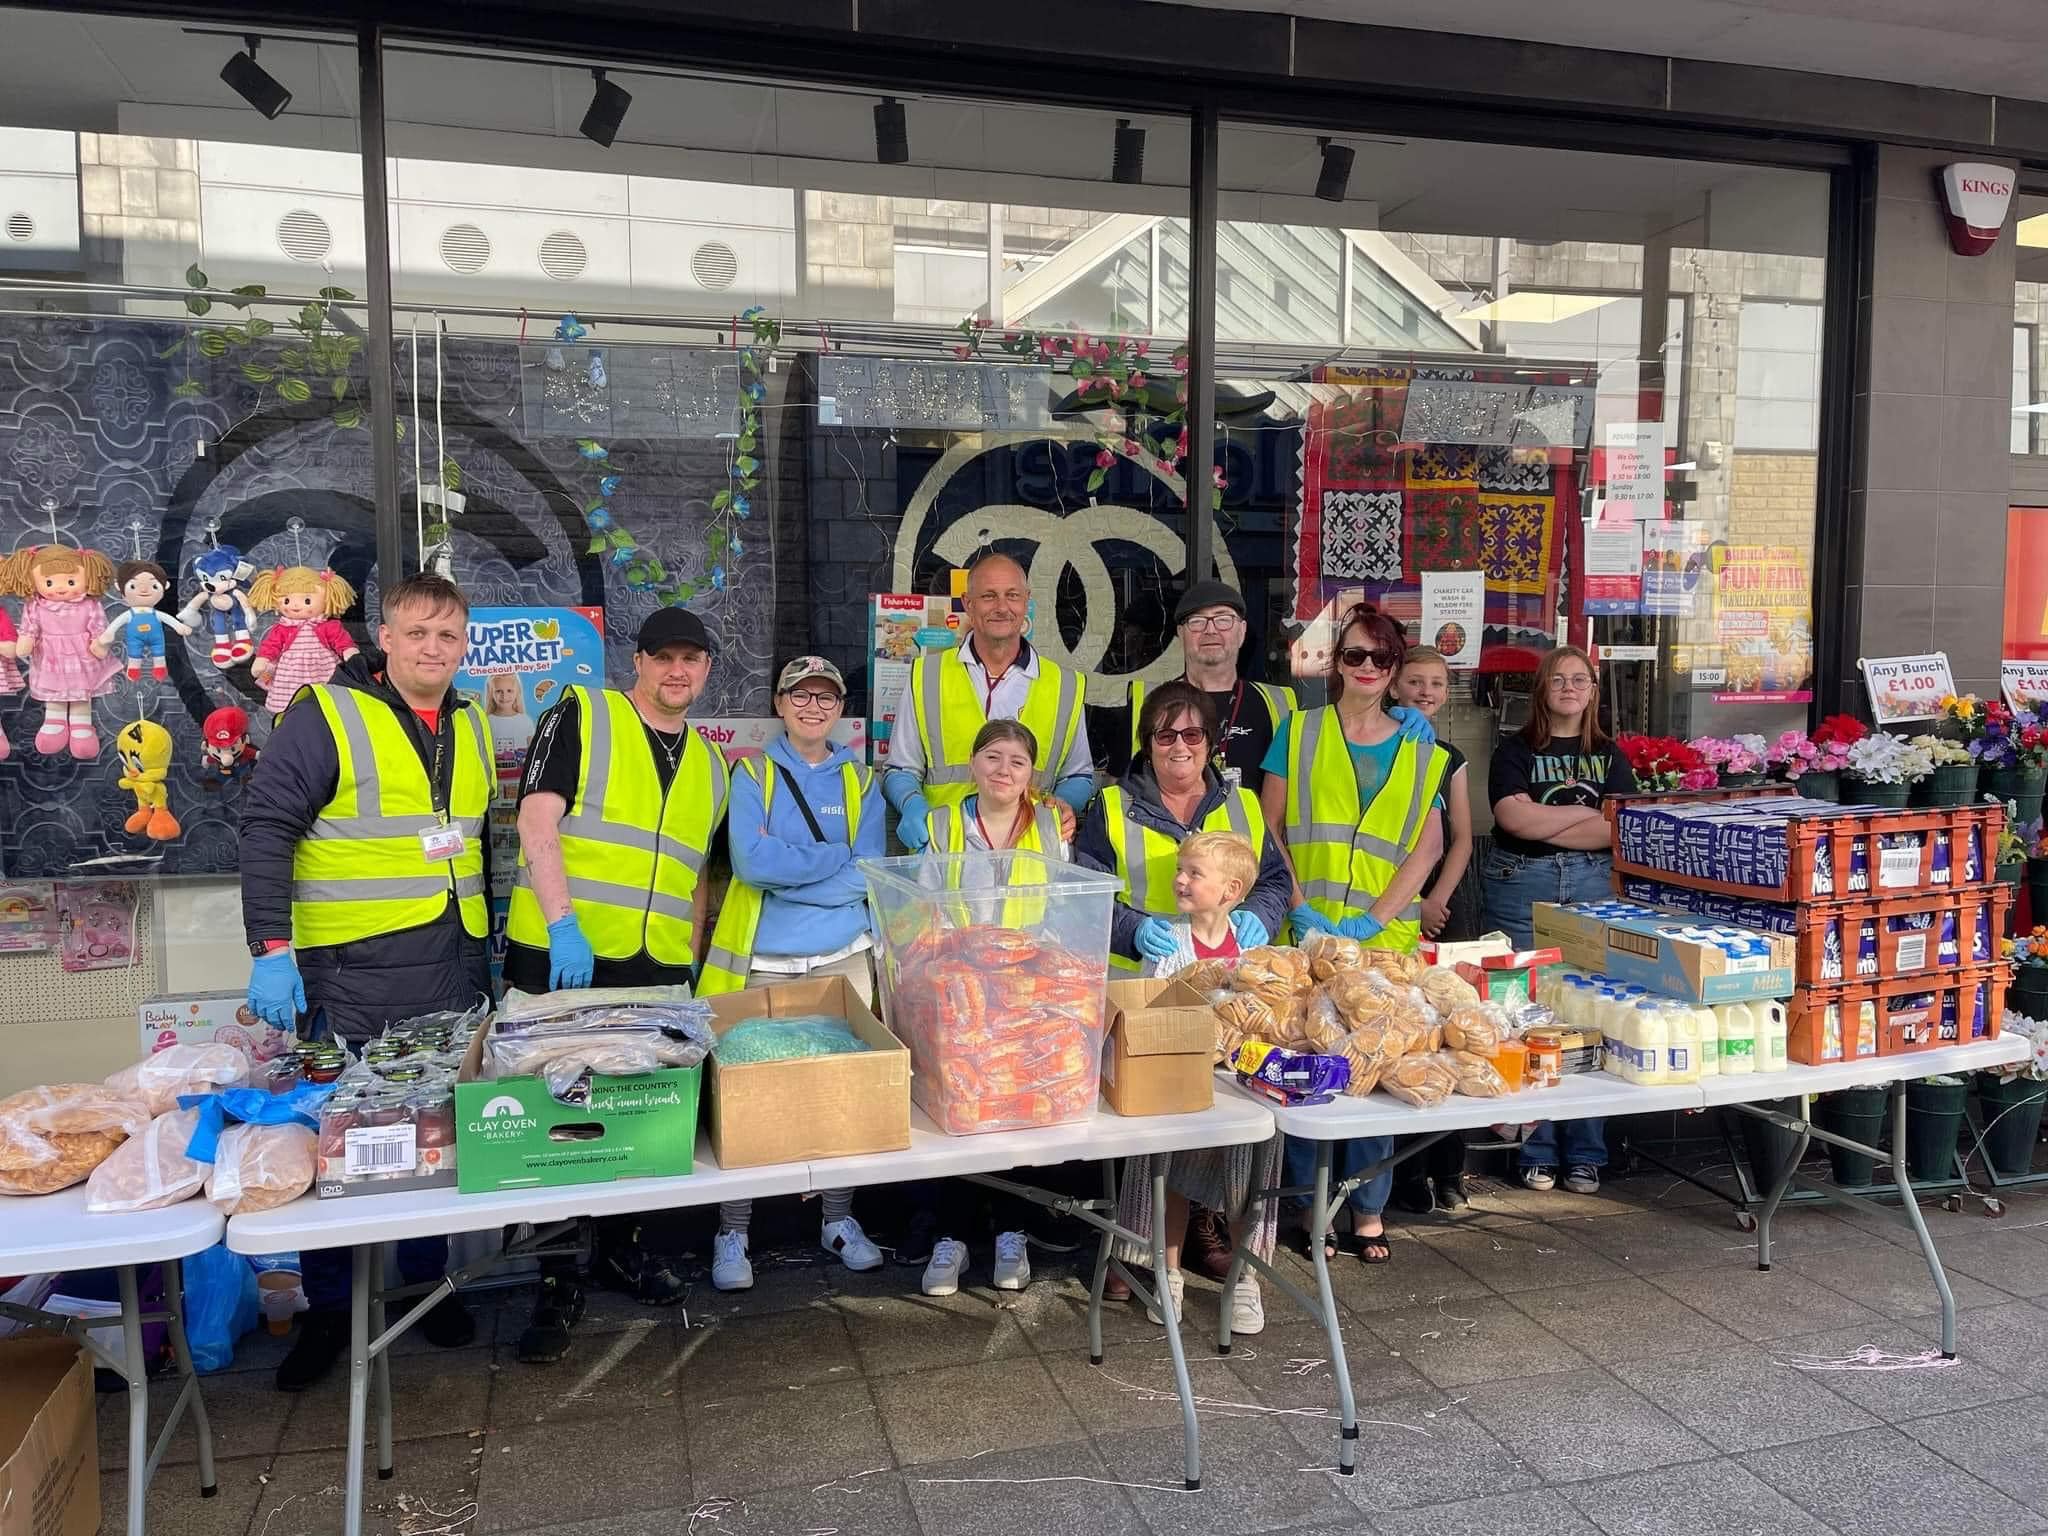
[1112,118,1146,185]
[220,36,291,120]
[874,97,909,165]
[1315,136,1354,204]
[580,69,632,148]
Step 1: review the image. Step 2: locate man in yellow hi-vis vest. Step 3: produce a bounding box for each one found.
[238,572,488,1393]
[881,550,1094,849]
[1125,579,1297,793]
[499,606,731,1360]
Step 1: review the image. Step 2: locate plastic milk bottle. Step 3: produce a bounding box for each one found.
[1690,1003,1721,1077]
[1622,1000,1671,1084]
[1715,1001,1758,1075]
[1756,999,1789,1072]
[1661,1000,1701,1084]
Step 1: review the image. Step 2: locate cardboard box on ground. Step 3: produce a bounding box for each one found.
[1102,979,1217,1116]
[0,1338,96,1536]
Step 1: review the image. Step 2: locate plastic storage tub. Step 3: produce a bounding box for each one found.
[861,851,1121,1136]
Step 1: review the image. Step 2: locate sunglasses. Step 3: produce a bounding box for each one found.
[1338,646,1398,670]
[1151,727,1209,747]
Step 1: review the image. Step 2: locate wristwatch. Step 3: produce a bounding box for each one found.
[249,939,287,958]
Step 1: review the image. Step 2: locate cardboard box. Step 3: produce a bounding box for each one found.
[1454,947,1563,1009]
[1532,902,1796,1004]
[139,992,293,1059]
[0,1338,97,1536]
[1421,932,1516,967]
[1102,978,1217,1117]
[455,1028,701,1193]
[699,976,910,1168]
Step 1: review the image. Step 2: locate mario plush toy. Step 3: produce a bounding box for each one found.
[199,705,259,787]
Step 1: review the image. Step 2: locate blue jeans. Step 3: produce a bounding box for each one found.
[1481,847,1615,950]
[1520,1118,1608,1171]
[1284,1135,1393,1224]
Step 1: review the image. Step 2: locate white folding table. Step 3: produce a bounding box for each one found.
[0,1190,224,1536]
[228,1095,1276,1536]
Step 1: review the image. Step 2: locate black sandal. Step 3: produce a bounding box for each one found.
[1357,1229,1393,1265]
[1295,1227,1341,1263]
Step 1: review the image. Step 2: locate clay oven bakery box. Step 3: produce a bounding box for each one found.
[860,852,1122,1135]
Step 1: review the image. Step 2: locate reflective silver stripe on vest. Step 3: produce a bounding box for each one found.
[1219,791,1251,839]
[562,875,694,924]
[1292,708,1322,833]
[323,686,385,815]
[703,943,749,976]
[1033,664,1082,790]
[454,873,485,899]
[1034,802,1062,849]
[308,813,432,839]
[919,655,970,781]
[294,875,454,902]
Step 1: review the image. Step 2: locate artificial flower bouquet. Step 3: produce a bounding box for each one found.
[1617,734,1714,792]
[1842,731,1934,785]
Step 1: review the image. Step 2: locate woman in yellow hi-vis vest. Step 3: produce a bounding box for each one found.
[1259,602,1447,1268]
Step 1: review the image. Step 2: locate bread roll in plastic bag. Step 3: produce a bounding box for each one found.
[1336,1019,1405,1097]
[87,1108,208,1212]
[1231,946,1315,1000]
[1359,948,1426,984]
[105,1043,252,1116]
[1176,959,1237,993]
[1299,930,1364,980]
[1380,1053,1457,1108]
[206,1122,315,1214]
[1443,1049,1509,1098]
[1442,1005,1507,1054]
[1417,965,1481,1013]
[1296,990,1351,1053]
[0,1085,150,1195]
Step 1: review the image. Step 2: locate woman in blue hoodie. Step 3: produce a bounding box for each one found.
[699,655,885,1292]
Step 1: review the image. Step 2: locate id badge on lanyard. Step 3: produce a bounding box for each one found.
[417,721,465,862]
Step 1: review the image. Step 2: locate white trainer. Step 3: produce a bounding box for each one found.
[922,1238,969,1297]
[991,1231,1032,1291]
[821,1216,884,1272]
[711,1229,753,1292]
[1144,1267,1187,1325]
[1230,1275,1265,1336]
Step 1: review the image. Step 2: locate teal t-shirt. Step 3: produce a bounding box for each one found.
[1261,719,1402,806]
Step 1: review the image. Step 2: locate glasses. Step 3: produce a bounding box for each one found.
[1151,727,1209,747]
[1338,646,1398,670]
[1181,614,1240,633]
[783,688,842,709]
[1547,674,1595,692]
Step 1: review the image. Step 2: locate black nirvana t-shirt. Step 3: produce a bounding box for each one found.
[1486,736,1633,858]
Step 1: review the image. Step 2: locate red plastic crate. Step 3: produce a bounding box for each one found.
[1790,886,2012,988]
[1786,962,2011,1065]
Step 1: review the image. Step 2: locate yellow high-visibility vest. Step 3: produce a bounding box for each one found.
[926,797,1064,856]
[289,685,491,948]
[1098,782,1267,973]
[1279,707,1448,953]
[504,686,730,967]
[925,796,1063,928]
[1126,678,1296,759]
[697,754,872,996]
[909,645,1083,809]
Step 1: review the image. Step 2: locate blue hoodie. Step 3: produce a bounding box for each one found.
[728,734,885,959]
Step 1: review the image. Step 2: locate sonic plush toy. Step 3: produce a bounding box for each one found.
[115,719,181,840]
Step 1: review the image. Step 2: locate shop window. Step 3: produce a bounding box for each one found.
[2017,194,2048,457]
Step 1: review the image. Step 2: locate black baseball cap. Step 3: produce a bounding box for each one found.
[1173,580,1247,625]
[636,608,716,656]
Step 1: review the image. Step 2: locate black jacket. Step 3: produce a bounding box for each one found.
[1072,762,1293,961]
[238,650,491,1040]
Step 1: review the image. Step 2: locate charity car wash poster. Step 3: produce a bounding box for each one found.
[1709,543,1813,703]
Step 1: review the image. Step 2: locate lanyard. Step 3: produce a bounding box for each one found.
[973,797,1030,850]
[1209,680,1246,775]
[427,719,450,823]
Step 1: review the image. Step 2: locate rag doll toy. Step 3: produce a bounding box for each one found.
[0,544,120,759]
[247,565,359,715]
[92,560,193,682]
[114,718,180,840]
[178,546,256,667]
[199,704,259,786]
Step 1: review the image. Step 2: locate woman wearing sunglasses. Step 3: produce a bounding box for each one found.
[1074,677,1292,1327]
[1484,643,1634,1195]
[1259,603,1451,1265]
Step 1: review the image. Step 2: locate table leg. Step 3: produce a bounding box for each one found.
[1086,1162,1115,1367]
[1308,1143,1359,1476]
[1751,1097,1811,1273]
[118,1265,148,1536]
[1887,1084,1959,1358]
[343,1244,377,1536]
[371,1289,394,1478]
[1149,1168,1201,1491]
[160,1258,217,1497]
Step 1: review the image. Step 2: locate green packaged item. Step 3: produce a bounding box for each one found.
[714,1014,870,1065]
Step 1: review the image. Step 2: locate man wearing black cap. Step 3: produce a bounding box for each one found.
[500,607,731,1356]
[1126,580,1298,795]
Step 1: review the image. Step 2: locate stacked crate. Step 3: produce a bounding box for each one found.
[1612,797,2011,1065]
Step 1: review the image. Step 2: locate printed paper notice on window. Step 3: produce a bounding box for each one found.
[1858,652,1956,724]
[1603,421,1664,523]
[2002,659,2048,711]
[1420,570,1485,669]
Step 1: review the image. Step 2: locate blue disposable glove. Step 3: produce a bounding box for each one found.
[1133,916,1180,961]
[247,949,306,1030]
[896,790,932,851]
[1289,904,1335,942]
[1388,706,1437,745]
[1336,913,1386,943]
[546,914,596,991]
[1229,909,1271,949]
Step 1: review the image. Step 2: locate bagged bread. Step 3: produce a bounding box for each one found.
[1359,948,1426,984]
[1380,1053,1457,1108]
[1417,965,1481,1013]
[206,1122,315,1214]
[1336,1018,1406,1097]
[1296,991,1351,1053]
[1442,1005,1507,1055]
[0,1085,150,1195]
[1443,1049,1509,1098]
[1231,946,1315,1002]
[86,1108,208,1212]
[1177,959,1237,993]
[105,1043,252,1117]
[1299,930,1365,981]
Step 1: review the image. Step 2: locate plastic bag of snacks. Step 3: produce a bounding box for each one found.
[1359,947,1427,984]
[205,1122,316,1214]
[1441,1049,1509,1098]
[1441,1004,1508,1055]
[1379,1053,1458,1108]
[1231,946,1316,1007]
[1299,930,1366,980]
[1336,1019,1406,1097]
[1295,990,1352,1054]
[86,1108,208,1213]
[1416,966,1481,1015]
[0,1086,150,1195]
[104,1042,252,1117]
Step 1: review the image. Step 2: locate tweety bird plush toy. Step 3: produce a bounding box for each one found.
[115,719,180,839]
